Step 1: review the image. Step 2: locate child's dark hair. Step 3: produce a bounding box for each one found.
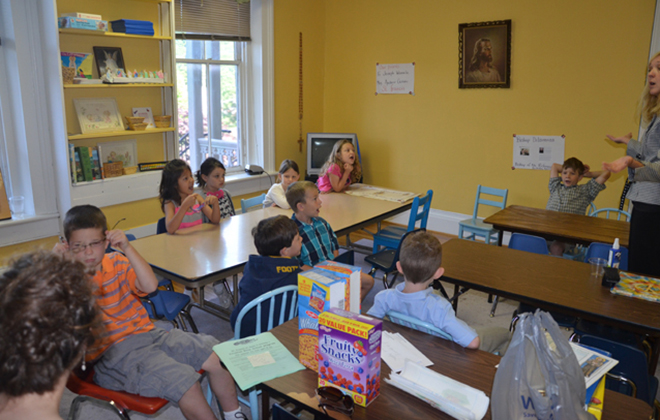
[63,205,108,242]
[159,159,192,210]
[562,157,586,175]
[399,231,443,284]
[196,157,225,188]
[278,159,299,175]
[252,215,299,256]
[286,181,317,212]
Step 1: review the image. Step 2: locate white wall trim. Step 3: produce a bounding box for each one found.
[388,208,511,245]
[0,214,61,247]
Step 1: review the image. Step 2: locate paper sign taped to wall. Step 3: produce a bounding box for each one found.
[376,63,414,95]
[512,135,565,170]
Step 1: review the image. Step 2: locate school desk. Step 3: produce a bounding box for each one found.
[483,205,630,247]
[441,239,660,374]
[129,192,413,319]
[259,318,652,420]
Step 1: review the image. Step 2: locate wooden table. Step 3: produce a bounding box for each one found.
[442,239,660,372]
[130,192,412,318]
[483,205,630,247]
[260,318,652,420]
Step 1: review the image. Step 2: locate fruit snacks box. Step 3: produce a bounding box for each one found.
[315,259,361,313]
[318,308,382,407]
[298,268,348,371]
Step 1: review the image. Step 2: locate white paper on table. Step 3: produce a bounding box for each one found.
[386,360,490,420]
[381,330,433,373]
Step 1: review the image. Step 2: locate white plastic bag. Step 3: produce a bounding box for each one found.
[491,310,595,420]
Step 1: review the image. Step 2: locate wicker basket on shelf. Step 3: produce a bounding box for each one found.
[153,115,172,128]
[103,161,123,178]
[123,166,138,175]
[62,66,76,84]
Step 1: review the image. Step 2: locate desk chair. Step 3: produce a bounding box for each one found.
[387,311,452,341]
[584,242,629,271]
[578,335,659,410]
[233,285,299,420]
[366,229,422,290]
[458,185,508,245]
[241,193,266,213]
[141,289,198,333]
[590,208,631,222]
[67,368,169,420]
[588,202,597,215]
[371,190,433,254]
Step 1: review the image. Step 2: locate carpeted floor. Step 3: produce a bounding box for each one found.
[59,238,659,419]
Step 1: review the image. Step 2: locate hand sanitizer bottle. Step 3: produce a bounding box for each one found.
[607,238,621,268]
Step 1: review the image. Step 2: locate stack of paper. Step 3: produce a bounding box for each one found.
[386,360,490,420]
[345,184,418,203]
[381,330,432,372]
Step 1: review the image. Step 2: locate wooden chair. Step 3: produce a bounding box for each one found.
[371,190,433,254]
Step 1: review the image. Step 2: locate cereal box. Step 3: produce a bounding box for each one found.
[318,308,382,407]
[315,260,361,313]
[298,269,348,370]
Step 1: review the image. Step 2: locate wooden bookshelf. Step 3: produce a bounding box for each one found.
[68,127,175,141]
[63,83,174,89]
[59,28,170,40]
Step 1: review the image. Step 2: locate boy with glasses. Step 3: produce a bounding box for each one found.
[55,205,246,420]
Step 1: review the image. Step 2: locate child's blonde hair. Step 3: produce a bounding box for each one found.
[320,139,361,184]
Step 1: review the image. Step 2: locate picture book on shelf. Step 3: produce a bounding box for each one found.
[60,52,93,79]
[73,149,84,183]
[91,148,102,180]
[68,143,76,184]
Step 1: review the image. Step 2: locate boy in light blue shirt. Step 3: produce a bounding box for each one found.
[367,231,509,353]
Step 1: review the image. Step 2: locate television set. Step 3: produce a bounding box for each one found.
[306,133,361,180]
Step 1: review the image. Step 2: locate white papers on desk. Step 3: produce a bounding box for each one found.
[381,330,433,373]
[386,360,490,420]
[344,184,417,203]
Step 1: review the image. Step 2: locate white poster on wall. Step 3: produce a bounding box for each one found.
[512,135,565,170]
[376,63,415,95]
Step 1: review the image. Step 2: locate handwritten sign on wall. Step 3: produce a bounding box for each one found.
[512,135,565,170]
[376,63,415,95]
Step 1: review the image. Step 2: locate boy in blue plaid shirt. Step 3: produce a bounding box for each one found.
[286,181,374,300]
[546,157,610,255]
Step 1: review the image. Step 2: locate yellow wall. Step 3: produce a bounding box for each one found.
[274,0,655,216]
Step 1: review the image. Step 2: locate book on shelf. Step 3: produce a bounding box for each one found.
[60,52,93,79]
[73,149,84,183]
[60,12,102,20]
[68,143,76,184]
[91,148,102,180]
[75,146,93,182]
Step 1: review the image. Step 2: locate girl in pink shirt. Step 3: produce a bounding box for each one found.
[316,139,362,193]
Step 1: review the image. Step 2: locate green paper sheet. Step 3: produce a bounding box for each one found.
[213,332,305,391]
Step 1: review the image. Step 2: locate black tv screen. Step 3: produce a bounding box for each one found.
[306,133,359,176]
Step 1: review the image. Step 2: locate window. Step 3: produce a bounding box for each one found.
[176,40,244,172]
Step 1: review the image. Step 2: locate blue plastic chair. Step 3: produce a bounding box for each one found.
[241,193,266,213]
[233,285,299,420]
[366,229,424,289]
[386,310,452,341]
[584,242,629,271]
[371,190,433,253]
[141,290,198,333]
[579,335,659,407]
[156,217,167,234]
[588,202,597,215]
[590,207,631,221]
[458,185,508,245]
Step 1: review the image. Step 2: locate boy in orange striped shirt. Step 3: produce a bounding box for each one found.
[56,205,245,420]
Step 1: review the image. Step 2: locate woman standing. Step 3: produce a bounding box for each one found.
[604,51,660,276]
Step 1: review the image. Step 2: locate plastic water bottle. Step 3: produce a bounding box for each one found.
[607,238,621,268]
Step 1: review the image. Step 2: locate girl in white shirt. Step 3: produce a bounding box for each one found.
[263,160,300,209]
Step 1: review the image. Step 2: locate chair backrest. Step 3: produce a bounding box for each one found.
[142,290,170,320]
[387,310,452,341]
[241,193,266,213]
[585,242,629,271]
[381,228,426,272]
[406,190,433,230]
[579,334,653,404]
[471,185,508,220]
[588,202,597,216]
[156,217,167,234]
[234,285,299,339]
[590,208,631,221]
[508,233,549,255]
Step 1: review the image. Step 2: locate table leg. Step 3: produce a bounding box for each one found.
[232,274,239,305]
[648,336,659,376]
[261,387,270,419]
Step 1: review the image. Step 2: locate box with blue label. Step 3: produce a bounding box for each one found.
[58,17,108,32]
[315,260,361,313]
[298,268,349,371]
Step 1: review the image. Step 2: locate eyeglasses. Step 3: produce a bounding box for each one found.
[69,238,106,254]
[317,386,354,417]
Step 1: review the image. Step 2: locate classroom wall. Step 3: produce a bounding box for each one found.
[273,0,655,216]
